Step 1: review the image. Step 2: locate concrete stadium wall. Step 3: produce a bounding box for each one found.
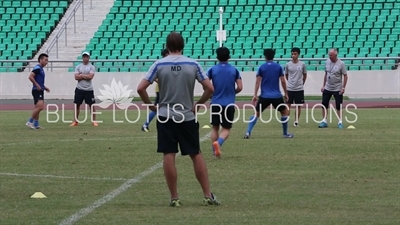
[0,70,399,99]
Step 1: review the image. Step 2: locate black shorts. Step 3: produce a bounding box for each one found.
[322,89,343,110]
[154,92,159,105]
[210,105,235,129]
[74,88,96,106]
[287,90,305,104]
[156,117,200,156]
[256,97,287,113]
[32,90,44,105]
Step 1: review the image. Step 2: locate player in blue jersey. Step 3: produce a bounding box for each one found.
[207,47,243,158]
[141,49,169,132]
[26,53,50,129]
[243,49,294,139]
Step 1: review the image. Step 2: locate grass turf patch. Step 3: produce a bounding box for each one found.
[0,109,399,224]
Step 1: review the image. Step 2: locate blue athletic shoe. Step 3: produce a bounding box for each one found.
[283,133,294,138]
[318,121,328,128]
[338,123,343,129]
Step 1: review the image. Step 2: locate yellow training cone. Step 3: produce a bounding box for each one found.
[202,125,210,129]
[30,192,47,199]
[347,125,356,129]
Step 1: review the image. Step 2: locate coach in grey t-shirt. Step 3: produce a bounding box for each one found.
[285,62,307,92]
[284,47,308,126]
[144,55,207,122]
[70,52,98,126]
[324,58,347,92]
[136,32,220,207]
[319,48,348,129]
[75,59,95,91]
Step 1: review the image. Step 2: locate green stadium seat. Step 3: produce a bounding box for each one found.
[0,0,71,72]
[69,0,399,72]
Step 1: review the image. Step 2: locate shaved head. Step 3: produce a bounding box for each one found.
[328,48,338,62]
[329,48,338,55]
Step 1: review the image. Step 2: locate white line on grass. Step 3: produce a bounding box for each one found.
[58,132,212,225]
[0,136,157,146]
[0,172,129,181]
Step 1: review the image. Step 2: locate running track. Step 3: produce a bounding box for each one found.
[0,99,399,110]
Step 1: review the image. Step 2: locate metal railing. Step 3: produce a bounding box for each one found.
[1,57,399,72]
[44,0,85,58]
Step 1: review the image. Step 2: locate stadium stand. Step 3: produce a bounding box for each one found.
[76,0,399,72]
[0,0,73,72]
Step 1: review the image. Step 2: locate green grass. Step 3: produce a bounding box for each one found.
[0,108,399,225]
[144,95,351,102]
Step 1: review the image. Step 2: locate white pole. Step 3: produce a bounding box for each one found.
[219,7,223,47]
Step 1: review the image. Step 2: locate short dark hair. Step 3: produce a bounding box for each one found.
[216,47,230,62]
[161,49,169,57]
[263,49,275,60]
[291,47,300,55]
[38,53,48,62]
[166,32,184,53]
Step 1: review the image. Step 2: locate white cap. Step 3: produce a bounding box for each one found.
[82,52,90,56]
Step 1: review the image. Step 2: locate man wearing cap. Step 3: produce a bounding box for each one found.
[70,52,98,127]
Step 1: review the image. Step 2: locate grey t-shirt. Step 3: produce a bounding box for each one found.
[75,63,95,91]
[324,59,347,92]
[144,55,208,122]
[285,60,307,91]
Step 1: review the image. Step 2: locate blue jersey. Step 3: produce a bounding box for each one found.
[31,64,45,90]
[257,61,283,99]
[207,62,241,106]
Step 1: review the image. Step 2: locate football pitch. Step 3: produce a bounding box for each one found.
[0,108,399,225]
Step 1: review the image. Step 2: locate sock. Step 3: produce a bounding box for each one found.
[33,119,39,127]
[246,115,258,134]
[217,137,225,146]
[145,111,157,126]
[28,118,33,123]
[338,120,342,124]
[322,118,327,123]
[281,116,289,135]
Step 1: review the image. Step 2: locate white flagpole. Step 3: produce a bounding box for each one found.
[219,7,223,47]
